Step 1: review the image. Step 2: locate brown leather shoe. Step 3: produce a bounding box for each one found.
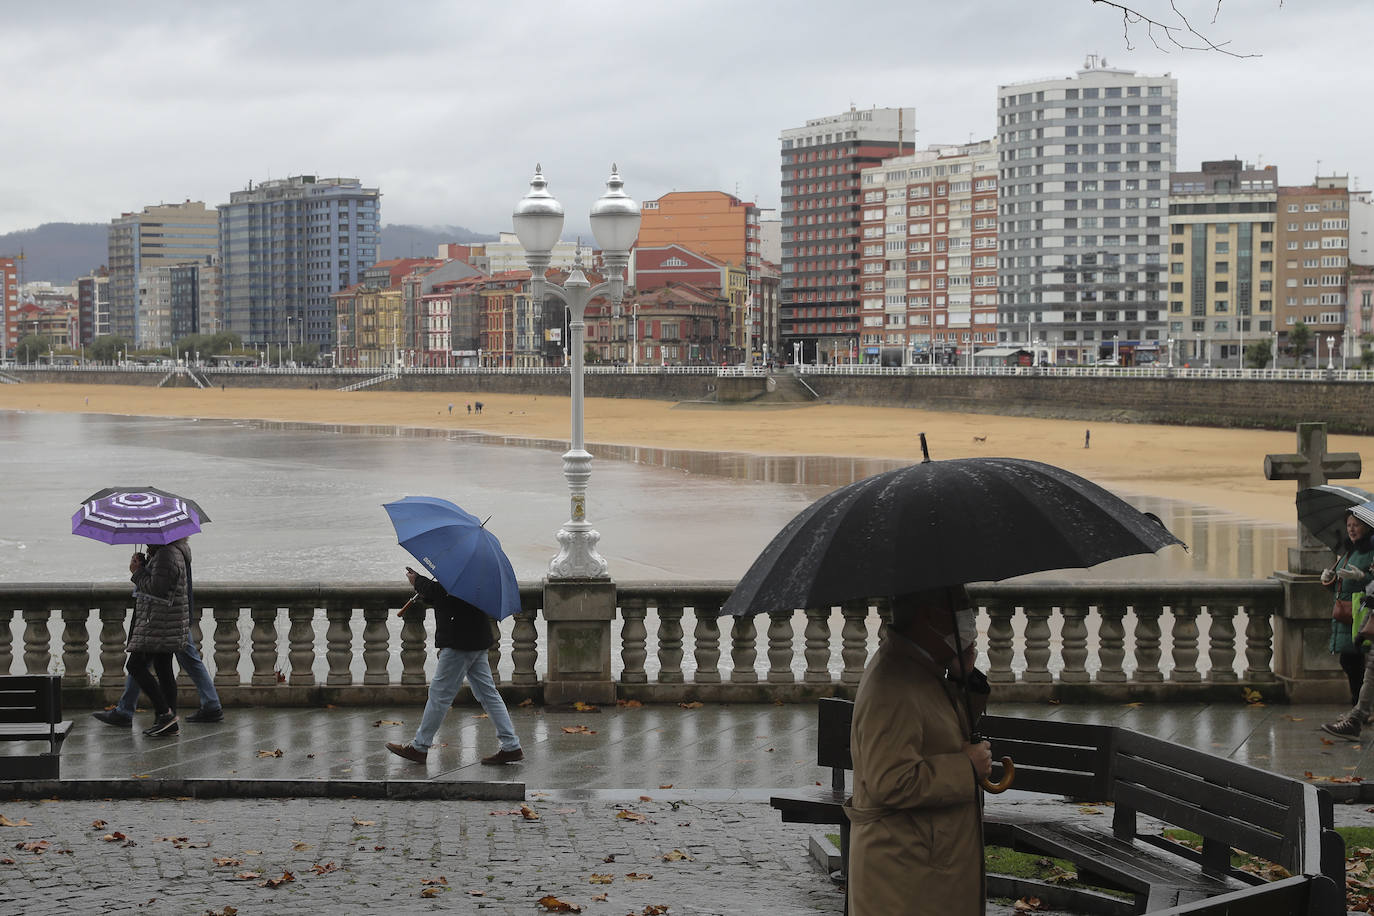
[386,741,427,763]
[481,747,524,765]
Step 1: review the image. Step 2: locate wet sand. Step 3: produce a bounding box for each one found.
[3,382,1368,525]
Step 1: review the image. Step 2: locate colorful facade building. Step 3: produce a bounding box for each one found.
[780,106,916,364]
[332,257,439,367]
[1166,160,1279,368]
[633,244,748,360]
[859,141,999,365]
[0,256,19,357]
[586,282,727,366]
[1276,177,1352,365]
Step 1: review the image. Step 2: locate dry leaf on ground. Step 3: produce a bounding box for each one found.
[589,873,613,884]
[260,870,295,888]
[0,815,32,827]
[256,749,284,758]
[662,849,693,861]
[562,725,596,734]
[520,805,540,820]
[678,701,703,709]
[537,895,583,912]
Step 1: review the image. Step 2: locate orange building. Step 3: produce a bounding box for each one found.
[639,191,763,359]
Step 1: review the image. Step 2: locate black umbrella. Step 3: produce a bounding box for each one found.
[1296,484,1374,553]
[722,452,1184,617]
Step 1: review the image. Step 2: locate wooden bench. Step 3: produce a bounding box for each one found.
[775,698,1345,915]
[0,675,73,779]
[769,697,853,882]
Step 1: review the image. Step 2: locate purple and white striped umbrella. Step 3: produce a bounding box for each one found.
[71,487,206,545]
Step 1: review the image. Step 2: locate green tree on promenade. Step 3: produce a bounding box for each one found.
[1288,322,1313,367]
[1244,339,1272,369]
[16,335,47,363]
[88,336,129,364]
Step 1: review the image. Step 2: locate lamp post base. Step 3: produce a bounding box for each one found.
[549,523,608,580]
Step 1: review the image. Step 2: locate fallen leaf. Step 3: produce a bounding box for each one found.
[212,857,243,867]
[640,906,670,915]
[1282,714,1305,722]
[0,815,32,827]
[1321,738,1336,746]
[662,849,693,861]
[518,698,535,707]
[205,907,238,916]
[617,699,642,708]
[537,895,583,912]
[234,871,263,880]
[1122,702,1143,708]
[421,876,448,886]
[292,842,313,851]
[616,810,647,822]
[572,701,599,712]
[1241,687,1262,704]
[420,886,444,898]
[625,871,653,880]
[603,854,616,863]
[658,784,673,790]
[90,819,107,829]
[16,840,49,853]
[589,873,614,884]
[591,893,608,902]
[1014,896,1044,911]
[0,857,13,865]
[639,795,653,802]
[100,832,126,843]
[256,749,284,758]
[309,861,338,876]
[352,818,375,827]
[259,870,295,888]
[678,701,703,709]
[562,725,596,735]
[1078,806,1103,815]
[373,719,403,727]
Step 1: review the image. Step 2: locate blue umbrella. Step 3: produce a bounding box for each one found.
[382,496,521,621]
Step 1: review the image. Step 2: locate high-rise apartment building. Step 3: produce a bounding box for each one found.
[1276,177,1351,364]
[135,263,202,350]
[780,106,915,364]
[219,175,380,351]
[107,202,218,344]
[1167,161,1278,368]
[0,256,19,357]
[76,268,110,344]
[639,191,762,358]
[996,59,1177,364]
[859,141,998,365]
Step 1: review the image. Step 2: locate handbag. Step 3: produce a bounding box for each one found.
[1334,598,1354,624]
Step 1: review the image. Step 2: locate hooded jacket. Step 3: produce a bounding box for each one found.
[128,539,192,653]
[844,631,985,916]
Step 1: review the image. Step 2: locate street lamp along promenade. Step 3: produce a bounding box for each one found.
[514,164,641,579]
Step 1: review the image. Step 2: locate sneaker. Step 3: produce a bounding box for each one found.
[386,742,427,763]
[186,707,224,723]
[143,713,179,738]
[481,748,524,766]
[1322,716,1362,741]
[92,709,133,727]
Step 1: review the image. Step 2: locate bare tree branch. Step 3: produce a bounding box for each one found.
[1090,0,1263,58]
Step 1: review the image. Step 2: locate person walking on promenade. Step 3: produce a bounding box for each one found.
[845,586,991,915]
[93,537,223,726]
[386,566,523,765]
[1323,512,1374,739]
[120,541,191,737]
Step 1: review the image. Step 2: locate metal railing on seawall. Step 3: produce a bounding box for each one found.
[1,578,1283,706]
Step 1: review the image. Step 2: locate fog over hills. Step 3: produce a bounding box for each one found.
[0,223,497,286]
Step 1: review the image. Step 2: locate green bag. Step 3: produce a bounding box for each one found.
[1353,591,1371,644]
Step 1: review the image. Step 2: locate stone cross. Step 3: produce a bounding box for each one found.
[1265,422,1362,572]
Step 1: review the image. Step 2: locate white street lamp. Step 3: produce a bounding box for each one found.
[1166,337,1173,369]
[1327,335,1336,370]
[515,164,640,579]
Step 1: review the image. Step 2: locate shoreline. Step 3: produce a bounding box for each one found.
[3,382,1369,526]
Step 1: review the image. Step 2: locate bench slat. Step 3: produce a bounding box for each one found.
[1114,753,1293,834]
[1115,729,1301,804]
[1113,782,1289,867]
[0,721,73,742]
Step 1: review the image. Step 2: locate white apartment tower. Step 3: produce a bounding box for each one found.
[996,59,1178,364]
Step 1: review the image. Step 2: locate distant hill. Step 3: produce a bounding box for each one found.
[0,222,498,285]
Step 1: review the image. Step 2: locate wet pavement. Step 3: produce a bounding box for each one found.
[5,699,1374,915]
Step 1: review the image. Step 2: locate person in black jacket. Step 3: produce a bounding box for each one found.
[386,566,524,765]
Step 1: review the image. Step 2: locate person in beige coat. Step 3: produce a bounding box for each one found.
[845,586,992,916]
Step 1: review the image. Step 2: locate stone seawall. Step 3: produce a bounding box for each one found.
[10,368,1374,433]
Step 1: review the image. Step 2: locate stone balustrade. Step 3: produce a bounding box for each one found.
[0,577,1288,706]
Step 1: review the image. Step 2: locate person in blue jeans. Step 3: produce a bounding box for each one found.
[93,539,223,726]
[386,566,522,766]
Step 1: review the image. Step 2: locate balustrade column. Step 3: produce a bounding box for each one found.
[766,610,795,684]
[1169,605,1201,682]
[288,606,317,686]
[325,605,353,685]
[1022,607,1052,683]
[61,607,91,688]
[0,608,12,676]
[619,599,648,685]
[487,619,504,686]
[1244,608,1277,682]
[840,603,868,685]
[362,605,390,685]
[22,609,50,675]
[693,603,722,684]
[1133,607,1164,682]
[98,606,127,687]
[250,606,280,686]
[1095,603,1127,683]
[730,614,758,684]
[395,603,426,686]
[510,610,539,686]
[1206,606,1239,683]
[985,601,1016,684]
[656,603,685,684]
[213,606,242,686]
[803,607,832,684]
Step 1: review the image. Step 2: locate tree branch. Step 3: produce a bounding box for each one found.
[1090,0,1263,58]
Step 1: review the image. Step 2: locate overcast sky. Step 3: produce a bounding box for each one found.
[0,0,1363,240]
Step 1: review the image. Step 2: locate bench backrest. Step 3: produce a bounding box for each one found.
[0,675,62,724]
[817,697,853,793]
[979,714,1114,800]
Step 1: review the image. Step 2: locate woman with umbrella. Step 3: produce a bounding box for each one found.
[1322,508,1374,740]
[125,541,191,737]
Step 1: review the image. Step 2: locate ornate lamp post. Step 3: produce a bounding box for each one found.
[1327,335,1336,371]
[514,164,640,579]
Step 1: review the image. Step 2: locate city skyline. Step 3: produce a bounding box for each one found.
[0,1,1367,241]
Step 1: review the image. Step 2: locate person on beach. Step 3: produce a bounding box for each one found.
[119,542,191,737]
[385,566,523,766]
[93,536,223,727]
[845,586,991,915]
[1322,512,1374,739]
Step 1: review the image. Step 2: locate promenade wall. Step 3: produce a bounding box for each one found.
[9,367,1374,433]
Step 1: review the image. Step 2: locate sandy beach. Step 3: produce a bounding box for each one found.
[3,382,1370,525]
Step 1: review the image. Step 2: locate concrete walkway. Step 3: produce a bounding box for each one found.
[3,699,1373,915]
